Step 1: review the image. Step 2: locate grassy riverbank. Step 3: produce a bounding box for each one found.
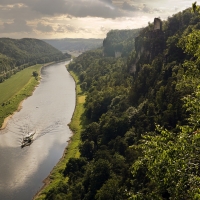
[35,69,85,199]
[0,64,42,128]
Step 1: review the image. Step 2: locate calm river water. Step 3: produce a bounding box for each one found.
[0,61,76,200]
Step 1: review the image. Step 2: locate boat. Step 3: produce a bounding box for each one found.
[21,131,35,148]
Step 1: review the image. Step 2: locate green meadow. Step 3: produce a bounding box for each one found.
[0,64,42,128]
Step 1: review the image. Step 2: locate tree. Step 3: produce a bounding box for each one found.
[130,75,200,199]
[95,177,123,200]
[63,157,87,176]
[32,70,38,79]
[79,140,95,160]
[87,159,111,199]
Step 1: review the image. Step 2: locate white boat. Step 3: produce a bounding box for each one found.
[21,131,35,148]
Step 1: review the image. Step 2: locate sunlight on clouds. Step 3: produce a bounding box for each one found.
[50,16,152,39]
[0,0,195,39]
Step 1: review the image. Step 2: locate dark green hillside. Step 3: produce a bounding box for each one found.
[0,53,15,73]
[0,38,70,82]
[38,4,200,200]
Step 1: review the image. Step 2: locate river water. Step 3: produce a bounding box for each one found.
[0,61,76,200]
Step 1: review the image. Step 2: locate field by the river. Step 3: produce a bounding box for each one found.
[0,64,42,128]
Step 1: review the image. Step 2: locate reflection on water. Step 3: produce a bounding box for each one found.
[0,61,76,200]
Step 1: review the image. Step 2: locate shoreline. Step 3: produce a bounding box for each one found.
[0,61,60,131]
[0,100,23,130]
[33,135,73,199]
[34,67,84,200]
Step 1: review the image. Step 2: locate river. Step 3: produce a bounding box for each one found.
[0,61,76,200]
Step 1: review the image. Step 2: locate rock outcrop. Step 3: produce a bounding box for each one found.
[130,18,165,73]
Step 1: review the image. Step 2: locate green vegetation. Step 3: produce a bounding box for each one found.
[32,71,39,79]
[35,68,86,200]
[36,3,200,199]
[0,38,71,83]
[66,71,86,159]
[0,64,41,127]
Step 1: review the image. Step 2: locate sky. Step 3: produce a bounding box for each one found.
[0,0,196,39]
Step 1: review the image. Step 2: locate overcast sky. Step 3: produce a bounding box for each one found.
[0,0,196,39]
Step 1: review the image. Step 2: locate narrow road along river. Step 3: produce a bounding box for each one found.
[0,61,76,200]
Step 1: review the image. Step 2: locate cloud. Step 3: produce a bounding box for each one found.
[25,0,126,18]
[0,0,163,21]
[0,3,42,21]
[0,0,195,38]
[65,2,125,18]
[26,0,67,16]
[142,4,152,13]
[122,2,139,11]
[100,26,110,33]
[1,18,32,33]
[99,0,113,4]
[36,22,54,32]
[0,0,21,5]
[56,24,76,33]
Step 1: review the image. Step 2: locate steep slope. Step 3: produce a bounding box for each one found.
[37,5,200,200]
[128,8,197,73]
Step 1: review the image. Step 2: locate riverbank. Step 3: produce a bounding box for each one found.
[0,62,59,130]
[0,100,24,130]
[0,64,42,129]
[34,68,85,199]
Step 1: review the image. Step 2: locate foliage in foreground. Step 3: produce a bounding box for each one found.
[130,6,200,198]
[40,4,200,200]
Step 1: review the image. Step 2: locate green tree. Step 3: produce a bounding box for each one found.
[32,70,38,78]
[95,177,123,200]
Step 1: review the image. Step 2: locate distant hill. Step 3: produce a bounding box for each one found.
[43,38,103,54]
[0,38,70,82]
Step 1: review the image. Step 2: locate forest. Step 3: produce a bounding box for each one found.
[41,3,200,200]
[0,38,70,83]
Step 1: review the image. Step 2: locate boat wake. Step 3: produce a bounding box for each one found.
[21,131,36,148]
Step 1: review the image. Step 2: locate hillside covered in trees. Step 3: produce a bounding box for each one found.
[0,38,70,83]
[42,4,200,200]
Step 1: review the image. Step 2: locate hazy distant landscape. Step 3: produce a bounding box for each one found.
[43,38,103,55]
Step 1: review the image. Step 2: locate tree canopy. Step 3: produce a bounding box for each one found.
[41,3,200,199]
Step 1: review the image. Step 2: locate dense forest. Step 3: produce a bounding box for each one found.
[43,38,103,53]
[0,38,70,83]
[43,4,200,200]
